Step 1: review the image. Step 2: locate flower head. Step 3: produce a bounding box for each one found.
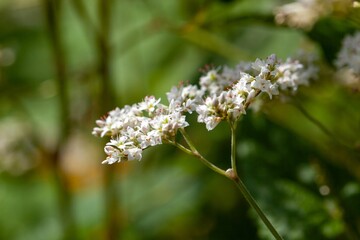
[93,53,318,162]
[166,84,204,113]
[335,31,360,76]
[274,0,353,30]
[93,95,190,163]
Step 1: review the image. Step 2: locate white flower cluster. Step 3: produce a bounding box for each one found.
[93,54,317,163]
[92,96,189,163]
[0,118,38,175]
[274,0,353,30]
[195,54,317,130]
[335,31,360,75]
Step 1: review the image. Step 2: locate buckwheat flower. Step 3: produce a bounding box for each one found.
[222,66,241,83]
[276,59,304,91]
[335,68,360,91]
[274,0,353,30]
[275,0,327,30]
[235,62,254,76]
[196,96,222,130]
[199,69,225,96]
[102,134,140,164]
[251,76,279,99]
[181,85,203,101]
[244,54,280,99]
[166,84,203,113]
[92,104,142,137]
[276,52,318,92]
[139,129,162,148]
[225,91,246,120]
[198,113,222,131]
[125,147,143,161]
[0,118,38,175]
[103,146,122,164]
[107,136,133,152]
[94,53,318,162]
[234,73,253,95]
[94,91,195,163]
[335,31,360,75]
[252,59,271,77]
[138,96,161,114]
[252,54,279,78]
[196,89,246,130]
[296,52,319,84]
[194,53,318,131]
[92,107,122,137]
[199,69,219,87]
[265,53,278,66]
[151,111,189,137]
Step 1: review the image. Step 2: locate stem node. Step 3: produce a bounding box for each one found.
[225,168,237,180]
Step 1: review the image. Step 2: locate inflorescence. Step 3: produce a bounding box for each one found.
[93,54,317,164]
[335,31,360,76]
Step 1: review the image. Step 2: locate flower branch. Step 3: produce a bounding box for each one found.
[92,53,318,239]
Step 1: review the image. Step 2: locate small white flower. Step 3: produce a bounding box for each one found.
[274,0,339,30]
[166,85,203,113]
[222,66,240,83]
[227,92,246,120]
[108,136,133,151]
[200,70,219,87]
[152,111,189,136]
[277,54,318,92]
[251,76,278,99]
[102,146,122,164]
[252,58,270,76]
[234,73,253,95]
[277,60,303,91]
[200,69,227,96]
[204,116,222,131]
[125,147,142,161]
[336,31,360,75]
[139,96,161,113]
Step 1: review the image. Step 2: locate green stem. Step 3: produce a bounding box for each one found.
[230,121,238,175]
[166,139,193,156]
[195,152,227,177]
[176,127,283,239]
[179,128,198,153]
[177,129,227,177]
[232,176,283,240]
[229,122,283,240]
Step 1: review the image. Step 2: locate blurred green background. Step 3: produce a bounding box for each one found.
[0,0,359,239]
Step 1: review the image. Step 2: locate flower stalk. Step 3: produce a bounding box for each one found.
[232,176,283,240]
[176,125,283,239]
[178,129,227,177]
[229,121,238,176]
[228,121,283,240]
[93,53,318,239]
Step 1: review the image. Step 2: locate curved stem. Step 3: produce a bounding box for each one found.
[177,127,283,239]
[166,139,193,156]
[177,129,227,177]
[179,128,198,153]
